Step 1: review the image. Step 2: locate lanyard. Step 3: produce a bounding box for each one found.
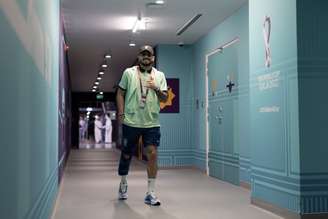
[137,67,154,98]
[263,15,271,68]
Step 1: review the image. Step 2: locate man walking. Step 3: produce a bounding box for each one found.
[116,45,168,206]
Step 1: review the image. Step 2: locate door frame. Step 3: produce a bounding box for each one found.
[205,37,240,176]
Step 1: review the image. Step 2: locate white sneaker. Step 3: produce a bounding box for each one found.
[118,181,128,200]
[144,192,161,206]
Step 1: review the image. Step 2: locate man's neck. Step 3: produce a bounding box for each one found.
[138,65,152,73]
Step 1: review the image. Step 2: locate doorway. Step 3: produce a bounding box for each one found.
[78,102,117,149]
[205,38,240,185]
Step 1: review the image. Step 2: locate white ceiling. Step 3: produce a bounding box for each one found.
[61,0,247,92]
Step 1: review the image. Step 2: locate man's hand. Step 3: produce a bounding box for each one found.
[146,76,168,101]
[146,76,158,90]
[117,113,125,124]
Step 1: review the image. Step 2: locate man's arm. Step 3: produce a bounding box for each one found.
[116,87,126,122]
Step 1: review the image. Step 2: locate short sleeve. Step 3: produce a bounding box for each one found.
[118,70,129,90]
[159,73,167,91]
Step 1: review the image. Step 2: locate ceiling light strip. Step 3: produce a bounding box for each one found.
[176,13,202,36]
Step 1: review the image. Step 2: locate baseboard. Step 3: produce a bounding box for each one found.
[159,165,194,170]
[25,167,58,219]
[240,181,251,190]
[252,198,300,219]
[301,213,328,219]
[251,198,328,219]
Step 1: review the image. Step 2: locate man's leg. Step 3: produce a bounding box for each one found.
[146,145,158,179]
[118,147,133,176]
[117,144,133,200]
[118,125,138,200]
[143,127,161,206]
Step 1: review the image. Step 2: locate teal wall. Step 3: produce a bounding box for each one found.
[156,45,195,167]
[249,0,301,213]
[297,0,328,214]
[156,4,250,183]
[0,0,60,218]
[191,4,250,182]
[157,0,328,216]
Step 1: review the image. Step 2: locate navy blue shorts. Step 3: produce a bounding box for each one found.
[123,124,161,149]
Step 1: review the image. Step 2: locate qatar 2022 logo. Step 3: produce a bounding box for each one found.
[263,15,272,68]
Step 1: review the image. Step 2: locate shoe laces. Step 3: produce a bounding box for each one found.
[148,191,157,199]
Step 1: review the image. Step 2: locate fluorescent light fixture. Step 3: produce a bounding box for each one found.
[102,64,108,68]
[97,77,102,80]
[105,54,111,59]
[87,107,93,112]
[132,18,146,33]
[99,71,104,75]
[176,14,202,36]
[95,81,100,85]
[146,1,166,8]
[129,41,136,47]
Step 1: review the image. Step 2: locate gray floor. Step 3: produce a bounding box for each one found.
[52,148,282,219]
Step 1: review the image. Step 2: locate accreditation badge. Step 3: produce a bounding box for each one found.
[139,95,147,109]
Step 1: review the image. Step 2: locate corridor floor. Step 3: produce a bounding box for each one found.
[52,148,282,219]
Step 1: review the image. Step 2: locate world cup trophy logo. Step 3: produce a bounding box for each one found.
[263,16,271,68]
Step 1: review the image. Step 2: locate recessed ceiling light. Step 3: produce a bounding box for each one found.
[156,0,165,4]
[99,71,104,75]
[93,86,97,89]
[99,92,103,95]
[97,77,102,80]
[102,64,108,68]
[105,55,111,59]
[92,89,96,92]
[129,41,136,47]
[95,81,100,85]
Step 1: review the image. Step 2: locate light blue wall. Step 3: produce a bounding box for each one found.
[0,0,59,218]
[191,4,250,182]
[249,0,301,213]
[156,0,328,216]
[297,0,328,214]
[156,45,194,167]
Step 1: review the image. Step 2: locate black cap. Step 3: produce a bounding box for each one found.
[139,45,154,55]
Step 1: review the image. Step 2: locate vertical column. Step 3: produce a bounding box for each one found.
[297,0,328,215]
[249,0,301,215]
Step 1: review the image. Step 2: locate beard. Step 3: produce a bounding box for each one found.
[138,56,154,71]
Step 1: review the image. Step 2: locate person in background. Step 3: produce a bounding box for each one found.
[105,114,112,144]
[79,116,86,141]
[94,115,103,143]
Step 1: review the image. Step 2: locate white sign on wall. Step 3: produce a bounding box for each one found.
[259,106,280,113]
[257,71,280,91]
